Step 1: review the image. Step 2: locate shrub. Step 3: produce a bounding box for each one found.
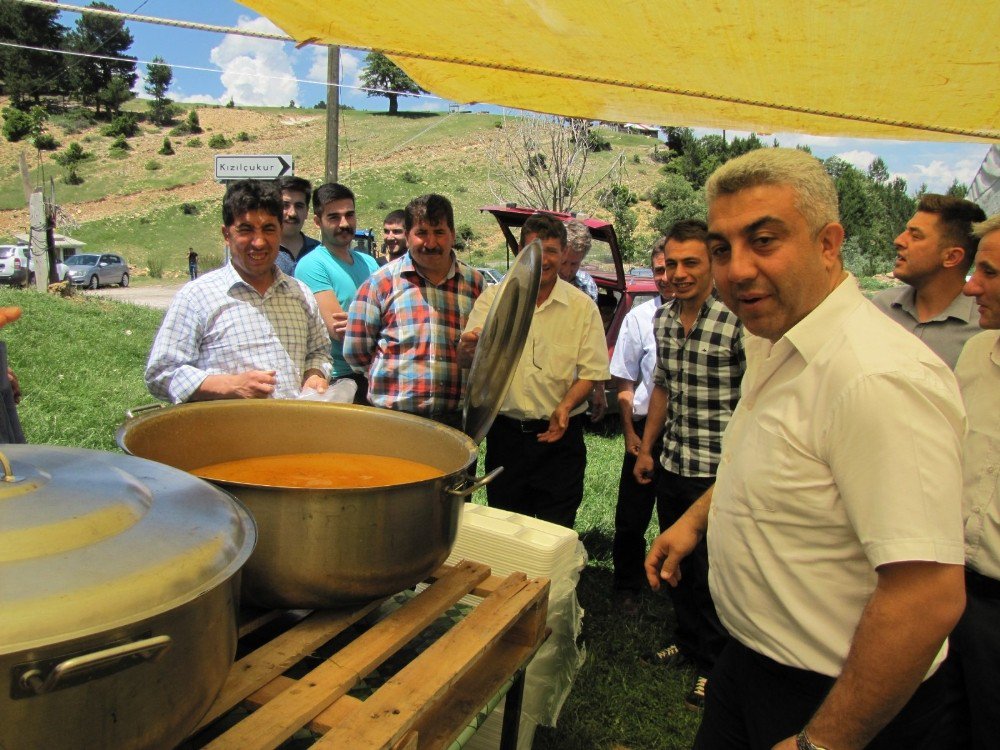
[375,200,389,210]
[147,257,164,279]
[102,112,139,138]
[199,252,223,271]
[110,135,130,151]
[632,153,642,164]
[585,129,612,152]
[186,137,203,147]
[54,142,91,167]
[185,109,202,133]
[64,168,83,185]
[453,225,476,251]
[51,108,96,135]
[207,133,231,149]
[235,131,250,142]
[401,169,420,184]
[225,98,235,108]
[145,159,161,171]
[2,107,33,142]
[181,202,200,215]
[158,137,174,156]
[33,133,59,151]
[314,101,326,109]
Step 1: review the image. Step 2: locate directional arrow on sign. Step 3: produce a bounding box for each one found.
[214,154,294,180]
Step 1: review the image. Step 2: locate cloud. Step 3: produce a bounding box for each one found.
[896,158,982,193]
[210,16,298,106]
[835,150,880,170]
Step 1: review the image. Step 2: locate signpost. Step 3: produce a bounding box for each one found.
[214,154,294,181]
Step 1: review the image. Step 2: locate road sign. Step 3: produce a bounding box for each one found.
[215,154,294,180]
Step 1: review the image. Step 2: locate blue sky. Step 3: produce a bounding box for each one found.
[62,0,991,195]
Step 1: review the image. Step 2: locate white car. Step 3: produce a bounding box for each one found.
[0,245,35,288]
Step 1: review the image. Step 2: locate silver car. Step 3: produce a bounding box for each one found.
[65,253,130,289]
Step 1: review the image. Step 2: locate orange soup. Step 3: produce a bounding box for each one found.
[192,452,444,489]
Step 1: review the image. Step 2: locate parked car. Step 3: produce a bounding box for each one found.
[477,267,505,285]
[480,205,659,417]
[64,253,130,289]
[0,245,35,288]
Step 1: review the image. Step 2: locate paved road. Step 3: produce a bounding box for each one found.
[87,283,183,310]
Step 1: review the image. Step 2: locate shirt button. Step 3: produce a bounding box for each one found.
[973,507,982,514]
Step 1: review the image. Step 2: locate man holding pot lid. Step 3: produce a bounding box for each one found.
[145,179,332,403]
[459,213,610,528]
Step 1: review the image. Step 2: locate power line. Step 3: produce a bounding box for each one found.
[0,40,447,102]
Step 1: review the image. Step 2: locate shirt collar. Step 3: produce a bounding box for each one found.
[782,272,865,363]
[400,251,460,284]
[222,261,284,296]
[889,284,977,323]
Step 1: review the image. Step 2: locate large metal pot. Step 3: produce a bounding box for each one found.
[117,400,494,609]
[0,444,256,750]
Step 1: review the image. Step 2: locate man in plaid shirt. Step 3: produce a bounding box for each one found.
[344,194,484,425]
[634,219,745,712]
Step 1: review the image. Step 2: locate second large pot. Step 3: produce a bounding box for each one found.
[117,400,490,609]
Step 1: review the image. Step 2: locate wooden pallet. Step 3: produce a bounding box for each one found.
[181,560,550,750]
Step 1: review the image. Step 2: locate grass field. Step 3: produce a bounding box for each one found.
[0,288,701,749]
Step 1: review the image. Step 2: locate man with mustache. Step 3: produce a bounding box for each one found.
[345,194,483,426]
[146,179,331,403]
[949,213,1000,749]
[276,175,321,276]
[646,149,967,750]
[459,213,609,528]
[871,194,985,368]
[295,182,379,403]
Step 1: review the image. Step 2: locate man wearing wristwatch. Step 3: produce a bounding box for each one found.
[645,149,967,749]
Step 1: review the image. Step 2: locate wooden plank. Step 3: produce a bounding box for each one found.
[427,561,505,599]
[312,574,549,749]
[202,560,492,750]
[196,599,382,730]
[244,676,364,734]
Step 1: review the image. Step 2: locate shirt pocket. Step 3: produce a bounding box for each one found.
[531,338,576,382]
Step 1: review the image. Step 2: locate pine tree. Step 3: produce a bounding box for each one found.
[145,56,174,125]
[66,2,137,117]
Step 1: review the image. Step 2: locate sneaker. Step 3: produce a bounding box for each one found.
[644,642,689,670]
[685,674,708,712]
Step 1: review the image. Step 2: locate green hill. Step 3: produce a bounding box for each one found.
[0,103,666,281]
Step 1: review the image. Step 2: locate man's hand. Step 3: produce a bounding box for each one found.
[458,328,481,368]
[589,383,607,422]
[7,368,20,404]
[537,405,570,443]
[633,451,656,483]
[0,306,22,328]
[624,430,642,456]
[771,738,797,750]
[197,370,278,400]
[301,370,328,393]
[644,511,706,590]
[329,311,348,342]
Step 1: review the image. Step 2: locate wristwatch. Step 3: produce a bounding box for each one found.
[796,730,831,750]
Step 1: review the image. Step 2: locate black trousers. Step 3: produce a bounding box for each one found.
[611,417,665,592]
[484,414,586,529]
[694,639,969,750]
[656,470,727,673]
[949,569,1000,750]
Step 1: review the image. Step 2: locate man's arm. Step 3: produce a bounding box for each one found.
[775,561,965,750]
[191,371,277,400]
[633,383,668,484]
[343,280,381,373]
[645,484,712,589]
[616,377,640,455]
[312,290,348,341]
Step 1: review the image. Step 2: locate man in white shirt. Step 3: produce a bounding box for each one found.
[460,213,610,528]
[950,213,1000,749]
[645,148,967,750]
[610,237,670,607]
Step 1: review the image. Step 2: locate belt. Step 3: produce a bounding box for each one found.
[495,413,585,434]
[965,567,1000,599]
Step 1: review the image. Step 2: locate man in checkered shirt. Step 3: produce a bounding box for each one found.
[634,218,745,712]
[344,194,484,426]
[145,180,332,403]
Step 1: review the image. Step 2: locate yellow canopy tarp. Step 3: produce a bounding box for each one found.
[242,0,998,142]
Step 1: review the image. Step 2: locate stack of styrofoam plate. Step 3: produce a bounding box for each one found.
[440,503,587,750]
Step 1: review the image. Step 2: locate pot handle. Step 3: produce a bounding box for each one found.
[446,466,504,498]
[124,402,166,420]
[18,635,172,696]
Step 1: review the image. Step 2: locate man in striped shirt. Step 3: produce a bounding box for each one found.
[344,194,484,426]
[634,219,745,712]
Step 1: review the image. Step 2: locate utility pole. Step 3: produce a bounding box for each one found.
[325,45,340,182]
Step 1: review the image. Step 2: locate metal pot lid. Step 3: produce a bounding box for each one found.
[0,444,256,654]
[463,239,541,443]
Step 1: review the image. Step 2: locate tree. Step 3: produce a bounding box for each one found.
[484,114,613,212]
[144,56,173,125]
[66,2,137,117]
[359,52,424,114]
[0,1,67,107]
[650,173,708,235]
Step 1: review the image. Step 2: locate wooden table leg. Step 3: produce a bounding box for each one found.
[499,667,526,750]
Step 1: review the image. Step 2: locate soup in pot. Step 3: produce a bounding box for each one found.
[192,452,444,489]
